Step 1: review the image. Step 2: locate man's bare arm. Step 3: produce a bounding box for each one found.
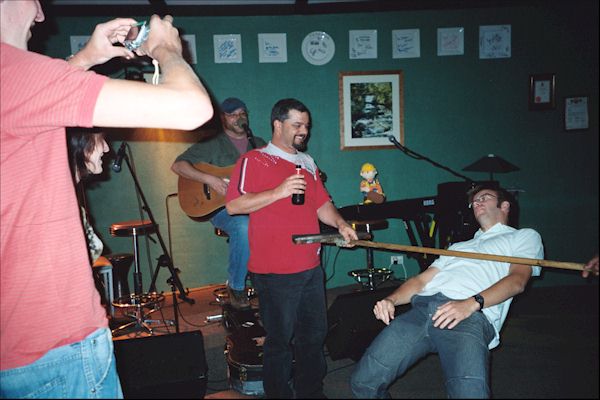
[92,15,213,130]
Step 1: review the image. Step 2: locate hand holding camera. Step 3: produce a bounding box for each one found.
[124,21,150,51]
[68,17,137,70]
[130,15,183,62]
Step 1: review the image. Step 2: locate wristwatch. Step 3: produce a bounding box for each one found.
[473,294,484,311]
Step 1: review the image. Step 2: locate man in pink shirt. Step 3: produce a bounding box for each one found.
[0,1,213,398]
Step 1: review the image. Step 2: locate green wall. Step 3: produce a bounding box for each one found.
[41,2,598,293]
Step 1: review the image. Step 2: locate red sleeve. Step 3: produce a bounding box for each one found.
[226,155,248,202]
[314,168,333,209]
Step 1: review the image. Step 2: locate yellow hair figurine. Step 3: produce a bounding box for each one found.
[360,163,385,204]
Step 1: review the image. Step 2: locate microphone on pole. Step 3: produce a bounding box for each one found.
[112,142,127,173]
[241,122,257,149]
[388,134,400,146]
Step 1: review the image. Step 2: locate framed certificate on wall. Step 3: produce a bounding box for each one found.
[564,96,589,131]
[529,73,555,110]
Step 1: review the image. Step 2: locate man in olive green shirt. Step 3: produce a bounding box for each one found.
[172,98,266,309]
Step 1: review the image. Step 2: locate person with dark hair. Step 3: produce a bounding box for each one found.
[226,98,358,398]
[67,129,110,263]
[171,97,267,309]
[350,183,544,399]
[1,2,212,397]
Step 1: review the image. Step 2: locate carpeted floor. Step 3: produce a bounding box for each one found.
[109,281,599,399]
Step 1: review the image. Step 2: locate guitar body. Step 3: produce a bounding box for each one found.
[177,162,234,220]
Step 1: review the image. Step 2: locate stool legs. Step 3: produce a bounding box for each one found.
[93,266,115,317]
[132,230,143,295]
[111,292,166,336]
[111,228,167,336]
[348,229,394,290]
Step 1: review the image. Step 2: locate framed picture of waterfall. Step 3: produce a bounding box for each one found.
[339,70,404,150]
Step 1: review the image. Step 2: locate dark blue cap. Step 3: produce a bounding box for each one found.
[220,97,247,114]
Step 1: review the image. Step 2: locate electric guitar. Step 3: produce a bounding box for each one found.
[177,162,234,220]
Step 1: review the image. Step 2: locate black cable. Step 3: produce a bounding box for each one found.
[165,193,178,265]
[325,246,343,283]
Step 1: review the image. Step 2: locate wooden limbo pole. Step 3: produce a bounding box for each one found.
[350,240,585,272]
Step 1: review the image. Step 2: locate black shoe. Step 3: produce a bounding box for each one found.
[227,286,250,310]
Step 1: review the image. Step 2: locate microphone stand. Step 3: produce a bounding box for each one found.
[387,136,475,184]
[242,123,257,149]
[120,148,194,333]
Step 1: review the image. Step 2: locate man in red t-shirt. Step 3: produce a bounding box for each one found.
[1,1,213,398]
[226,98,357,398]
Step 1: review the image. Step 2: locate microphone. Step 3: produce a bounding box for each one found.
[241,122,257,149]
[241,122,252,135]
[388,134,400,146]
[112,142,127,173]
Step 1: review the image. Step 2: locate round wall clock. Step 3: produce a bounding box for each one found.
[301,31,335,66]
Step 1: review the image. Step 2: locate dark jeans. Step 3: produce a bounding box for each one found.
[350,293,496,399]
[251,265,328,399]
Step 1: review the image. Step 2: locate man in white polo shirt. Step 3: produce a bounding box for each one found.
[350,183,544,399]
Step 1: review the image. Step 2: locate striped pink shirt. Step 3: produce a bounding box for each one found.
[1,43,109,370]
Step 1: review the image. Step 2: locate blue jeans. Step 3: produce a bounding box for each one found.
[350,293,495,399]
[210,209,250,291]
[0,327,122,399]
[251,266,328,399]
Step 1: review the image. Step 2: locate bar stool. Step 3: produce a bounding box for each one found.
[109,220,164,335]
[105,253,134,302]
[347,219,394,290]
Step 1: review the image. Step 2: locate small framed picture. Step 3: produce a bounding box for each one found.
[392,29,420,59]
[479,25,511,59]
[69,35,91,55]
[258,33,287,63]
[564,96,589,131]
[213,34,242,64]
[349,30,377,59]
[437,27,464,56]
[528,73,556,110]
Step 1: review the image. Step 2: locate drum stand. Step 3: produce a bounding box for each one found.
[110,143,194,336]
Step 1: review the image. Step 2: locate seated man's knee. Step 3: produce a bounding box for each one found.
[350,363,388,399]
[445,376,490,399]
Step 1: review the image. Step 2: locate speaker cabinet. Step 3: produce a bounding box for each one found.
[113,330,208,399]
[326,286,410,361]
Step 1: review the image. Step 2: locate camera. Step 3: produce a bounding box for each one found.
[124,21,150,51]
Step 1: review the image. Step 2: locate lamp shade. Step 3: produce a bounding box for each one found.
[462,154,519,181]
[463,154,519,173]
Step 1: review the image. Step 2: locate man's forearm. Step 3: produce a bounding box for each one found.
[226,191,279,215]
[479,264,532,309]
[385,267,438,306]
[317,201,348,229]
[66,53,93,70]
[384,276,425,306]
[153,47,208,97]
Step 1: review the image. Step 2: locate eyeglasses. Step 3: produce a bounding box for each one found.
[468,193,497,208]
[225,111,248,118]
